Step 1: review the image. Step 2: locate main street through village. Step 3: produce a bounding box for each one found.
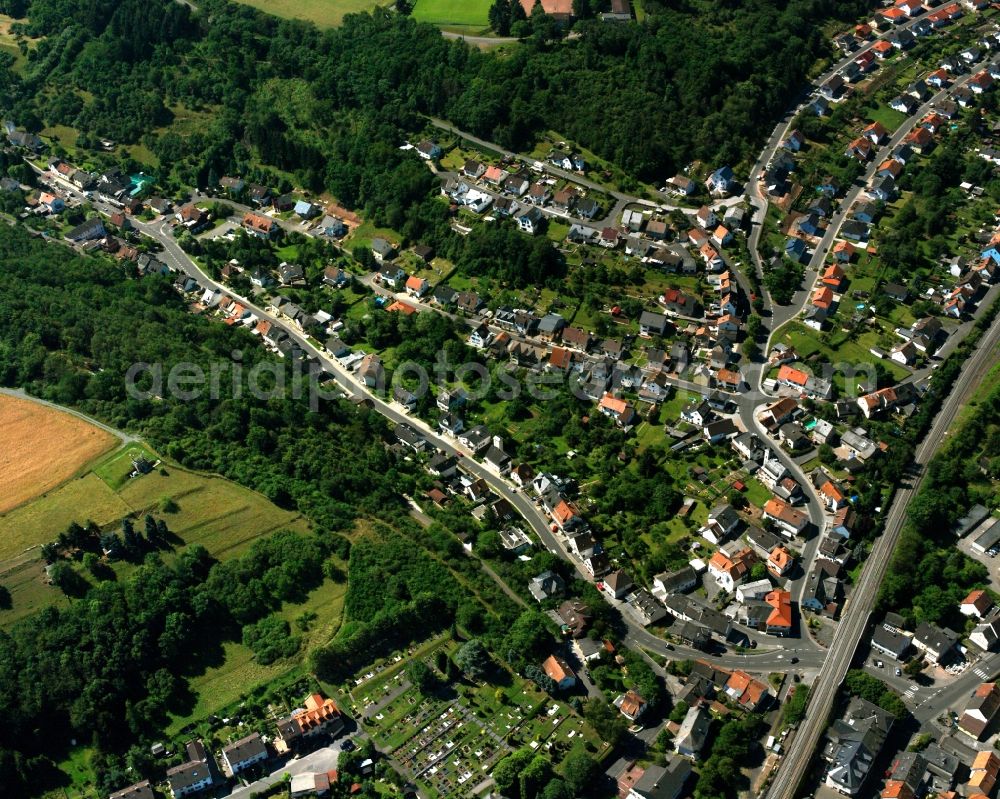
[42,4,1000,793]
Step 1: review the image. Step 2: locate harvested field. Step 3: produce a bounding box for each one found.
[0,395,117,514]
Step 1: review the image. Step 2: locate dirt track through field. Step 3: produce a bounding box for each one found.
[0,394,117,514]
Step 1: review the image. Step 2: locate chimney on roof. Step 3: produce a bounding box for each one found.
[493,435,504,452]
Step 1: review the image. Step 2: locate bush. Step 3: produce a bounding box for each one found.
[242,616,301,665]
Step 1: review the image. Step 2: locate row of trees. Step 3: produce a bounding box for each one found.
[877,301,1000,626]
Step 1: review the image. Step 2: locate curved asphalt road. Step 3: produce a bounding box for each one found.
[133,215,831,672]
[766,311,1000,799]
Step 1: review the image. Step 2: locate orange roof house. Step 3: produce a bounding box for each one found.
[542,654,577,687]
[823,265,847,291]
[386,300,417,315]
[767,546,794,577]
[882,781,914,799]
[598,392,636,426]
[276,693,343,746]
[405,275,428,295]
[242,211,276,237]
[820,480,847,509]
[905,126,934,150]
[765,590,793,633]
[812,286,834,309]
[961,589,994,617]
[878,158,903,178]
[708,546,757,589]
[763,497,809,535]
[552,499,580,529]
[863,121,889,143]
[873,39,894,57]
[968,750,1000,796]
[777,364,809,387]
[548,346,573,371]
[616,689,647,720]
[724,670,769,710]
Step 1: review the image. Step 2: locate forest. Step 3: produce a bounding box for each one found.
[0,532,335,797]
[0,0,877,190]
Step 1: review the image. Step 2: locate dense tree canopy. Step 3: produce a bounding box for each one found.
[3,0,876,185]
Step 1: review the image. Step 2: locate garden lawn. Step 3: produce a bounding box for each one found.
[411,0,492,29]
[233,0,378,27]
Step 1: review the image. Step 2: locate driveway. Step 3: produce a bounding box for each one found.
[222,740,346,799]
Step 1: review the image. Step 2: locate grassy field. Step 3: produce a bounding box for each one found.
[233,0,379,27]
[165,578,348,734]
[411,0,491,29]
[0,395,118,514]
[0,442,311,625]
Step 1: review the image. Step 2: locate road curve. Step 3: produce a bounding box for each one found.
[767,314,1000,799]
[134,216,829,672]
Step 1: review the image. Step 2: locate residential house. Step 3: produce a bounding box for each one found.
[455,291,482,315]
[357,353,383,388]
[736,579,773,603]
[823,698,895,796]
[405,275,429,298]
[242,212,277,239]
[767,546,794,579]
[962,589,994,618]
[707,166,734,197]
[763,498,809,538]
[967,750,1000,797]
[109,782,155,799]
[708,546,757,592]
[369,237,396,263]
[890,340,917,366]
[166,741,215,799]
[222,733,268,776]
[528,570,565,602]
[653,566,698,599]
[515,206,543,235]
[275,694,344,751]
[674,706,712,760]
[373,264,405,291]
[604,569,634,600]
[857,387,900,418]
[816,476,848,510]
[912,622,959,664]
[779,422,810,452]
[973,618,1000,652]
[623,759,692,799]
[615,690,648,722]
[639,310,669,337]
[414,139,441,160]
[785,237,808,262]
[724,671,770,712]
[959,682,1000,739]
[705,504,743,543]
[871,622,912,661]
[541,655,577,690]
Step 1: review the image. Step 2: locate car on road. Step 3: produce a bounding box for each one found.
[895,667,902,676]
[790,657,798,664]
[341,739,355,752]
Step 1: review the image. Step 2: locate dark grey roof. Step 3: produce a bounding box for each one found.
[223,732,267,766]
[871,625,912,659]
[631,757,691,799]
